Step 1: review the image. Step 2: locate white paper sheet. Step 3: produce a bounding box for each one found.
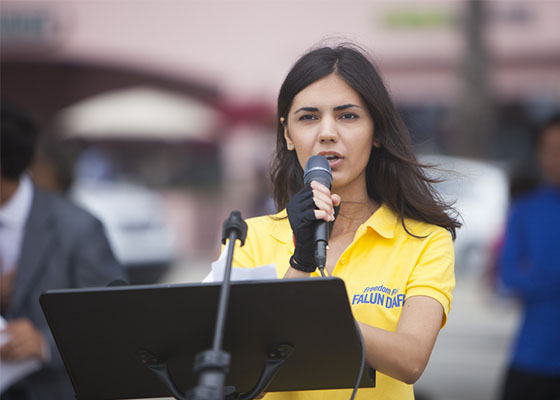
[0,316,41,394]
[202,242,278,283]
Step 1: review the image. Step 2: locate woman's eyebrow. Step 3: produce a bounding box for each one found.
[294,104,360,114]
[294,106,319,114]
[333,104,360,111]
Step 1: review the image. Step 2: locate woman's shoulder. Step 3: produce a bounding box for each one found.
[401,216,453,242]
[245,209,290,237]
[246,210,292,247]
[246,209,287,226]
[374,203,452,241]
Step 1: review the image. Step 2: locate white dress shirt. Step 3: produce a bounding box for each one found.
[0,175,33,274]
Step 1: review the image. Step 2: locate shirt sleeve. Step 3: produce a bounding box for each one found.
[230,219,258,269]
[405,228,456,328]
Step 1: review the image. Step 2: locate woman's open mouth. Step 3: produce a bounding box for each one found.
[319,152,343,168]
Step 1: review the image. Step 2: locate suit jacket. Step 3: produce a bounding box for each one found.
[3,186,125,400]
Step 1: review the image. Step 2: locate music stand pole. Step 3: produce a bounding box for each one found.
[188,211,248,400]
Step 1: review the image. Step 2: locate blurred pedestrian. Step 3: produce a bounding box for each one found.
[498,113,560,400]
[230,43,460,399]
[0,103,125,400]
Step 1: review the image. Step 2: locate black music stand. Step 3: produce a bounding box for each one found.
[40,277,375,399]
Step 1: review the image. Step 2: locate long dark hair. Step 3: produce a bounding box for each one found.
[270,44,461,239]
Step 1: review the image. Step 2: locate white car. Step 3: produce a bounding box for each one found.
[420,154,510,277]
[70,180,177,284]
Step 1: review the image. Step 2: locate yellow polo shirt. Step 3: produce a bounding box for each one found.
[231,203,455,400]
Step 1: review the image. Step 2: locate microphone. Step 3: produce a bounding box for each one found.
[303,155,333,274]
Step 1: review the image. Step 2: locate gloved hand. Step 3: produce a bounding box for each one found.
[286,183,317,272]
[286,183,340,272]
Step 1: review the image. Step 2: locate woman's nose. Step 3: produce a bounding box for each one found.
[318,118,338,143]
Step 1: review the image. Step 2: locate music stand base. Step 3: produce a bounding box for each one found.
[140,344,294,400]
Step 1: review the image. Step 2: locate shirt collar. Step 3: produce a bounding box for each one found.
[362,203,399,239]
[270,203,399,244]
[0,175,34,229]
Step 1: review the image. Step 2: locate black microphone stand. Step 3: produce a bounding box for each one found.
[187,211,248,400]
[142,211,292,399]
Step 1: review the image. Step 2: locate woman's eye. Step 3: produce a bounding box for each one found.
[340,113,358,120]
[299,114,317,121]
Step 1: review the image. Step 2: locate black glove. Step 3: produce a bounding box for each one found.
[287,184,317,272]
[286,184,340,273]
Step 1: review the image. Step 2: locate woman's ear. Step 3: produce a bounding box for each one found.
[281,117,295,151]
[372,129,381,148]
[286,136,295,151]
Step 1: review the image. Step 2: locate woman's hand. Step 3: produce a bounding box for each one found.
[286,181,340,274]
[309,180,340,222]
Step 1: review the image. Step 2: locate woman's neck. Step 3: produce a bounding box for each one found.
[331,182,379,236]
[333,199,378,231]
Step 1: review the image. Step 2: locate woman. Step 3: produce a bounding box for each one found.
[231,43,461,399]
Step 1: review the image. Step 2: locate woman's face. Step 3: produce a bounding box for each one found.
[283,73,377,193]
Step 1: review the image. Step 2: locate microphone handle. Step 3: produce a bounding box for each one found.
[314,221,328,269]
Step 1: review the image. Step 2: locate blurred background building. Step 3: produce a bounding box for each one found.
[1,1,559,399]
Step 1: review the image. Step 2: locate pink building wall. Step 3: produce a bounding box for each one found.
[2,0,559,104]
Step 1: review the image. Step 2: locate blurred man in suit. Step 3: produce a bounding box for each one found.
[0,103,125,400]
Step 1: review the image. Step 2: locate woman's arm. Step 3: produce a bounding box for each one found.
[284,265,444,384]
[358,295,443,384]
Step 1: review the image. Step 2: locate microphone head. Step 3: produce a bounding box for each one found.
[304,155,332,189]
